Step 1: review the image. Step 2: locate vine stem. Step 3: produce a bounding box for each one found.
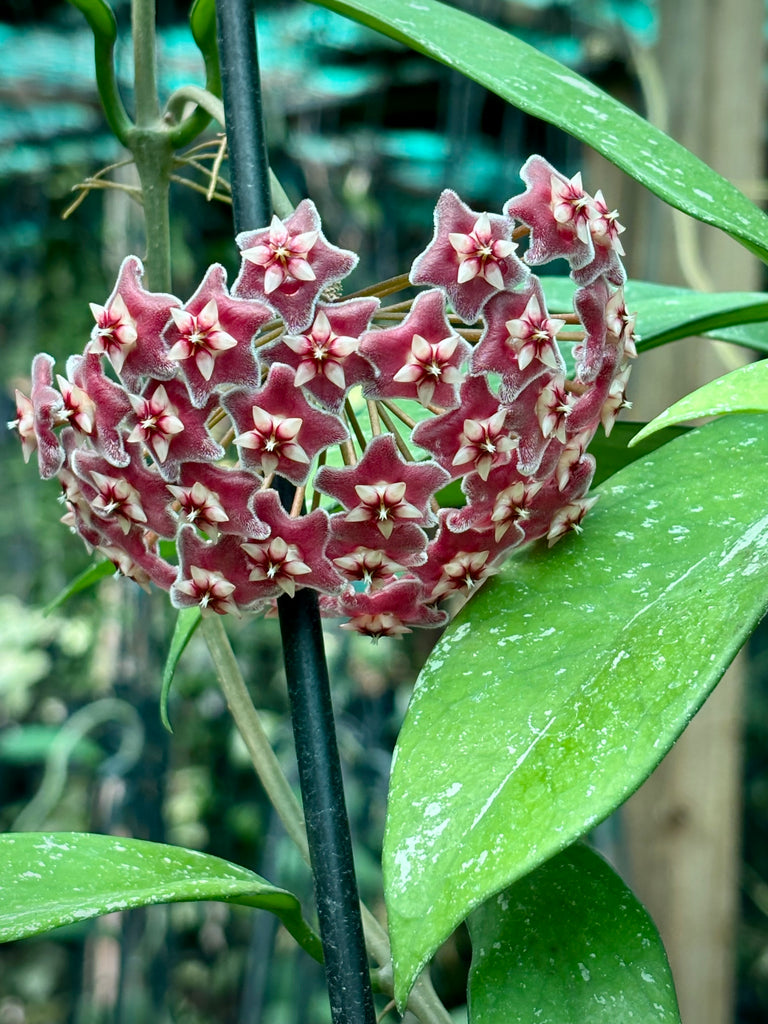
[201,616,453,1024]
[130,0,172,292]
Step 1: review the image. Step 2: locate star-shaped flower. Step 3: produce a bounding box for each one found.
[260,298,378,411]
[410,190,527,323]
[327,517,429,571]
[173,462,269,541]
[88,256,180,389]
[25,353,65,479]
[546,496,600,547]
[224,363,348,484]
[470,284,545,382]
[171,528,261,614]
[535,377,576,443]
[414,514,504,602]
[412,373,517,481]
[8,389,36,464]
[503,292,566,372]
[589,189,626,255]
[360,290,470,408]
[124,379,224,481]
[73,443,178,538]
[233,200,358,332]
[163,264,271,407]
[314,433,448,538]
[240,489,342,599]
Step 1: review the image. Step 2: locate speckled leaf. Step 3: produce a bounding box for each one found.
[0,832,322,961]
[384,414,768,1005]
[312,0,768,261]
[588,422,689,488]
[631,360,768,446]
[468,843,680,1024]
[541,277,768,355]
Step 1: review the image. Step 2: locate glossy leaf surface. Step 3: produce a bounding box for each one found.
[384,414,768,1004]
[0,832,322,962]
[541,277,768,355]
[312,0,768,261]
[588,422,688,488]
[468,843,680,1024]
[631,360,768,445]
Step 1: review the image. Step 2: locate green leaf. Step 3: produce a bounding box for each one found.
[311,0,768,261]
[160,607,202,733]
[383,414,768,1005]
[631,360,768,446]
[588,422,688,488]
[468,843,680,1024]
[0,833,322,962]
[43,559,117,616]
[541,277,768,356]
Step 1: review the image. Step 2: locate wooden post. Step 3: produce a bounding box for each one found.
[596,2,765,1022]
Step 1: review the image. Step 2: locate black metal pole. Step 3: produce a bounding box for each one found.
[215,3,376,1022]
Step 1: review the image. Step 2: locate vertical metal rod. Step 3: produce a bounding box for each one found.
[214,3,376,1021]
[215,0,271,232]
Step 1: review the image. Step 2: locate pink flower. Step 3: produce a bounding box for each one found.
[173,462,269,541]
[8,390,36,464]
[315,433,448,539]
[338,579,447,640]
[412,374,517,481]
[164,264,271,407]
[126,383,185,464]
[535,378,575,443]
[503,292,566,372]
[125,379,224,481]
[233,199,358,332]
[261,298,378,411]
[505,157,595,271]
[360,290,470,408]
[589,190,626,255]
[546,496,600,547]
[240,490,342,599]
[410,190,527,323]
[174,565,240,617]
[225,363,348,484]
[88,257,180,389]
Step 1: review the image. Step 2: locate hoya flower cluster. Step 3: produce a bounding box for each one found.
[10,156,635,639]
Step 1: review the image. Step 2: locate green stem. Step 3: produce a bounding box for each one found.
[201,616,309,858]
[132,0,161,127]
[200,616,453,1024]
[132,136,173,293]
[128,0,173,292]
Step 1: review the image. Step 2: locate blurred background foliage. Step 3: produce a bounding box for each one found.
[1,1,767,1022]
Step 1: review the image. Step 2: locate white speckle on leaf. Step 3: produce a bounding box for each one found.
[552,72,598,97]
[471,715,557,829]
[718,514,768,567]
